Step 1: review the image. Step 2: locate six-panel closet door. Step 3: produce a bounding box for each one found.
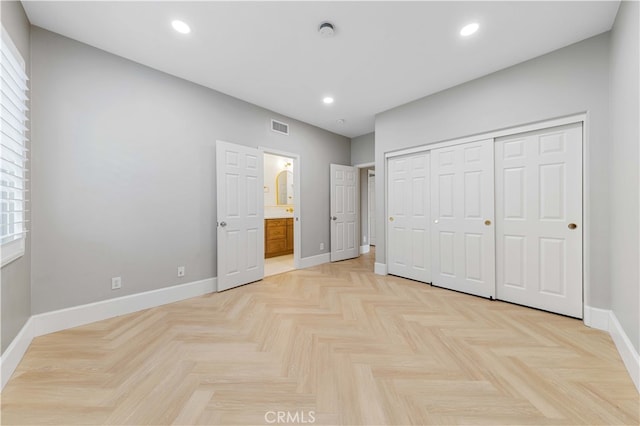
[387,152,431,282]
[430,139,496,299]
[495,123,583,318]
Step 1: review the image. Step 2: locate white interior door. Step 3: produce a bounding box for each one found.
[368,172,376,246]
[387,152,431,282]
[216,141,264,291]
[330,164,359,262]
[495,123,583,318]
[431,139,495,298]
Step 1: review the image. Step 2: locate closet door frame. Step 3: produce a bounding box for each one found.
[383,113,589,314]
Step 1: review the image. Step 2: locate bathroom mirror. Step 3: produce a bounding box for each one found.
[276,170,294,205]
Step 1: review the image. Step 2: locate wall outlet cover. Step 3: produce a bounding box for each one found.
[111,277,122,290]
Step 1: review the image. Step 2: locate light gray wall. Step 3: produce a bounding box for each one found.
[609,0,639,352]
[30,27,349,314]
[375,33,611,309]
[350,132,375,165]
[1,0,31,353]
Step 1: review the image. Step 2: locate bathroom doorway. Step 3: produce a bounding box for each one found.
[262,149,300,277]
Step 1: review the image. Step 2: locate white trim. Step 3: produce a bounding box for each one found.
[0,277,216,391]
[583,305,610,331]
[353,161,375,168]
[609,312,640,392]
[583,306,640,393]
[0,317,34,390]
[259,147,301,270]
[360,244,370,254]
[298,253,330,269]
[1,237,25,267]
[385,113,587,159]
[374,262,387,275]
[32,278,216,336]
[581,116,591,308]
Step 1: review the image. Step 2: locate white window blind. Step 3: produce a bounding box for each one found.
[1,27,29,266]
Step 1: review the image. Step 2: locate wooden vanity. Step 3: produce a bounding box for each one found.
[265,218,293,258]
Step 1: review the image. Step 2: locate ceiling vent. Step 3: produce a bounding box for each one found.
[271,119,289,136]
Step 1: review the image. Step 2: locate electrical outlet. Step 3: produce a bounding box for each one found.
[320,242,325,250]
[111,276,122,290]
[177,266,185,277]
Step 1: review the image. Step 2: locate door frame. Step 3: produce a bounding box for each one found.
[368,169,376,247]
[259,146,301,270]
[353,162,375,255]
[382,113,590,313]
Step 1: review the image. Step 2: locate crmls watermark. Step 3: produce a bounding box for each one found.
[264,410,316,424]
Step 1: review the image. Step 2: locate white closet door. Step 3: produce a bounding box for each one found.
[431,140,495,298]
[496,123,583,318]
[387,152,430,282]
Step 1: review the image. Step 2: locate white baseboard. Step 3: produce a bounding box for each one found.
[374,262,387,275]
[583,305,610,331]
[0,277,216,391]
[584,305,639,393]
[609,312,640,392]
[360,244,370,254]
[1,317,34,390]
[298,253,330,269]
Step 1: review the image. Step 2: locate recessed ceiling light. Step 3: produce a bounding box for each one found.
[323,97,334,104]
[460,22,479,37]
[172,20,191,34]
[318,22,335,38]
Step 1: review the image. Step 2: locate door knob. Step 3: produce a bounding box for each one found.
[433,219,439,224]
[220,221,227,227]
[389,217,394,222]
[484,219,492,226]
[568,223,577,229]
[332,216,337,221]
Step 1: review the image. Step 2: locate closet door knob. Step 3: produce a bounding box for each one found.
[220,221,227,227]
[389,217,394,222]
[484,219,492,226]
[568,223,577,230]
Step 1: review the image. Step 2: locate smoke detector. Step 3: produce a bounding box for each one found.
[318,22,335,38]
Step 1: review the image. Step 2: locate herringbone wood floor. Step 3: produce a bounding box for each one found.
[1,250,638,425]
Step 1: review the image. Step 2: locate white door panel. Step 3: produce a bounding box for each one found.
[431,140,495,298]
[387,152,430,282]
[496,123,582,318]
[330,164,359,261]
[216,141,264,291]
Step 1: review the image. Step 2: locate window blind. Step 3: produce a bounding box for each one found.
[1,28,29,248]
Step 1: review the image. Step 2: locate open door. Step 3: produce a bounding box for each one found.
[216,141,264,291]
[330,164,359,262]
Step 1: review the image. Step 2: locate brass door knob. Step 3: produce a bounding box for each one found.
[484,219,492,226]
[568,223,577,229]
[389,217,394,222]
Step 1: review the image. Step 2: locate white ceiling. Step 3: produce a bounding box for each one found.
[22,1,620,138]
